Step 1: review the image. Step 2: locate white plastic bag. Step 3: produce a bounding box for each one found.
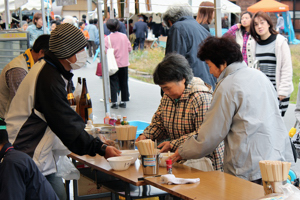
[280,183,300,200]
[56,156,80,180]
[107,36,119,76]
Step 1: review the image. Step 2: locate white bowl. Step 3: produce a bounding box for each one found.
[107,156,133,171]
[121,150,140,165]
[159,152,175,167]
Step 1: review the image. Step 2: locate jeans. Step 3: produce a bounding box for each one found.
[46,173,67,200]
[134,38,145,50]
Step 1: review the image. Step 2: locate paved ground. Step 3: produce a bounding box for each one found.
[73,56,300,177]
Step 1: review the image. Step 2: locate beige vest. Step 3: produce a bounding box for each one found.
[0,54,28,118]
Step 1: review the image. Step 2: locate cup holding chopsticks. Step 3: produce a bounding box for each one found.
[136,139,160,175]
[259,160,291,195]
[115,125,138,150]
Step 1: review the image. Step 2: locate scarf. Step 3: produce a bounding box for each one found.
[23,48,34,71]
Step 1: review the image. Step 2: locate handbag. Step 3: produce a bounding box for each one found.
[107,36,119,76]
[96,62,102,76]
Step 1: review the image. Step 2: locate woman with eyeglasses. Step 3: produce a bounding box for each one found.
[249,11,293,117]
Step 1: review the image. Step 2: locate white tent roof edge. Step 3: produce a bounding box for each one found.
[0,0,49,14]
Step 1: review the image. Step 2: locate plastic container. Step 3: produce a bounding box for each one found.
[128,121,150,139]
[85,120,96,137]
[116,115,122,126]
[104,112,110,125]
[166,159,172,174]
[109,114,117,126]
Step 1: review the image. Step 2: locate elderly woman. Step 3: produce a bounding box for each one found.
[136,53,224,171]
[163,4,216,90]
[105,19,132,109]
[20,21,28,31]
[170,36,294,184]
[26,13,49,47]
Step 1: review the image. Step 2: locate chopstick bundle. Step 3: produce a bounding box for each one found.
[115,125,137,141]
[259,160,291,182]
[135,139,157,155]
[128,125,137,140]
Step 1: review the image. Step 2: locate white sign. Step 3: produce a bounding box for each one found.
[56,0,77,6]
[15,0,28,9]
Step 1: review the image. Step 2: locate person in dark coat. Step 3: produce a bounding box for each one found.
[163,4,216,90]
[159,21,169,36]
[133,17,148,50]
[0,119,59,200]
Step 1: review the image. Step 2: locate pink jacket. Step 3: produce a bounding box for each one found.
[105,32,132,68]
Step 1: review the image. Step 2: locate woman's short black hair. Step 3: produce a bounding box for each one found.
[153,53,193,86]
[198,36,243,68]
[106,19,120,32]
[32,34,50,53]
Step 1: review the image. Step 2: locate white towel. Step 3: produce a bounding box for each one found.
[161,174,200,185]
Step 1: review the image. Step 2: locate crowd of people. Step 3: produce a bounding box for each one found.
[0,1,298,199]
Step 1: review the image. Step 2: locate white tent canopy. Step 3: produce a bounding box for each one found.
[0,0,49,13]
[127,0,241,15]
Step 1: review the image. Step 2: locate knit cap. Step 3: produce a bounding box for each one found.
[49,23,87,59]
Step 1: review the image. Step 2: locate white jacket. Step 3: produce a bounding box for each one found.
[250,34,293,97]
[235,29,254,67]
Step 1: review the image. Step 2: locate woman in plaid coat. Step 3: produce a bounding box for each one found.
[136,53,224,171]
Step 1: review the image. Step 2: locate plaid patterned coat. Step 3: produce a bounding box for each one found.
[143,77,224,171]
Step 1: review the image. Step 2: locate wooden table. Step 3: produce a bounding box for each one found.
[144,171,265,200]
[69,153,265,200]
[68,153,168,200]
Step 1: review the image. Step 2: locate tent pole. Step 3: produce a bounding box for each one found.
[97,0,111,113]
[87,0,92,23]
[214,0,222,37]
[293,0,296,30]
[19,8,22,24]
[110,0,114,18]
[4,0,10,29]
[41,0,47,34]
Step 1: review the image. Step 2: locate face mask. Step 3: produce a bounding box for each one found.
[66,51,87,70]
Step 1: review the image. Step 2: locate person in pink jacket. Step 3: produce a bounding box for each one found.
[105,19,132,109]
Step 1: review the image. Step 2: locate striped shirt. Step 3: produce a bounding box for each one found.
[256,34,289,116]
[256,34,277,88]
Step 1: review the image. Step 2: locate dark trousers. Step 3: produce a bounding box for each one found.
[87,40,97,57]
[134,38,145,50]
[110,67,129,103]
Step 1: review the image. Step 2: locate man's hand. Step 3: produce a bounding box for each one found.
[135,134,147,142]
[158,141,171,153]
[169,149,183,163]
[279,95,286,101]
[104,146,121,159]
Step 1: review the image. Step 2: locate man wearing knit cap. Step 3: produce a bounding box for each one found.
[5,23,121,199]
